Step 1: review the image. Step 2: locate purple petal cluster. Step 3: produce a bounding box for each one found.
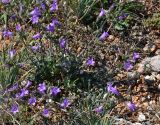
[99,31,109,41]
[16,24,21,31]
[32,33,42,40]
[50,0,58,11]
[2,0,10,4]
[86,57,95,66]
[60,99,70,108]
[98,8,106,18]
[9,49,16,58]
[51,87,61,96]
[133,52,140,61]
[42,108,49,117]
[94,106,103,114]
[3,30,13,37]
[28,97,36,106]
[11,104,19,114]
[38,82,46,93]
[127,102,136,112]
[59,38,66,49]
[30,7,41,24]
[124,61,133,71]
[107,83,119,95]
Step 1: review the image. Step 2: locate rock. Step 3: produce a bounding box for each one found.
[127,71,140,79]
[133,123,142,125]
[155,49,160,55]
[138,112,146,121]
[143,43,156,52]
[138,55,160,73]
[155,39,160,49]
[144,75,156,84]
[156,74,160,80]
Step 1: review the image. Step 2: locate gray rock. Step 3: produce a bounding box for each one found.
[138,113,146,121]
[138,55,160,73]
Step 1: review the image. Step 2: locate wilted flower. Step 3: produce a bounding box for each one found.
[11,104,19,114]
[3,30,13,37]
[109,3,115,10]
[60,98,70,108]
[38,82,46,93]
[133,52,140,61]
[59,38,66,49]
[42,108,49,117]
[9,49,16,58]
[94,106,103,114]
[2,0,10,4]
[127,102,136,112]
[28,97,36,106]
[32,33,42,39]
[99,31,109,41]
[98,8,106,18]
[51,87,61,96]
[50,0,58,11]
[124,61,133,71]
[7,83,19,92]
[86,57,95,66]
[107,82,120,95]
[16,24,21,31]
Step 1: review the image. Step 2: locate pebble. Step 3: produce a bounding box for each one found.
[144,75,156,84]
[155,49,160,55]
[156,74,160,80]
[138,112,146,121]
[143,43,156,52]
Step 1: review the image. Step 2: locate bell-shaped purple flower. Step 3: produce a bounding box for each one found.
[86,57,95,66]
[30,7,41,16]
[3,30,13,37]
[60,98,70,108]
[107,83,120,95]
[127,102,136,112]
[9,49,16,58]
[51,87,61,96]
[38,82,46,93]
[94,106,103,114]
[98,8,106,18]
[28,97,36,106]
[30,15,39,24]
[32,33,42,40]
[2,0,10,4]
[11,104,19,114]
[59,38,66,49]
[25,80,32,88]
[16,24,21,31]
[124,61,133,71]
[99,31,109,41]
[133,52,140,61]
[42,108,49,117]
[50,0,58,11]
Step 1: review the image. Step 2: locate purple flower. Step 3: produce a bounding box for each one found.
[60,98,70,108]
[3,30,13,37]
[9,49,16,58]
[51,87,61,96]
[2,0,10,4]
[127,102,136,112]
[46,19,60,32]
[59,38,66,49]
[30,15,39,24]
[118,13,128,20]
[32,33,42,39]
[94,106,103,114]
[25,80,32,88]
[11,104,19,114]
[124,61,133,71]
[42,108,49,117]
[133,52,140,61]
[86,57,95,66]
[28,97,36,106]
[107,83,120,95]
[19,88,28,97]
[7,83,19,92]
[98,8,106,18]
[31,45,40,52]
[30,7,41,16]
[50,0,58,11]
[99,31,109,41]
[16,24,21,31]
[109,3,116,10]
[38,82,46,93]
[41,3,46,10]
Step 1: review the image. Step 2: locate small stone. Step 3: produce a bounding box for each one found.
[108,35,115,41]
[143,43,156,52]
[144,75,155,84]
[133,123,142,125]
[156,74,160,80]
[155,49,160,55]
[127,72,140,79]
[138,112,146,121]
